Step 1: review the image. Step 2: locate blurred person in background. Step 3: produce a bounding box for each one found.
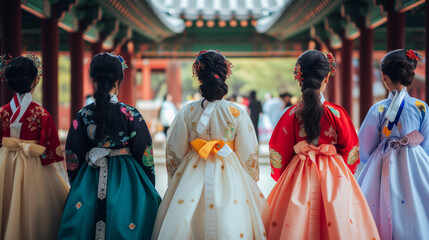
[248,90,262,141]
[159,93,178,136]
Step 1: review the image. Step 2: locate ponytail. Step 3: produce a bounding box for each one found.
[300,77,323,143]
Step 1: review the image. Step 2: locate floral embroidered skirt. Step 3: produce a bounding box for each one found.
[267,141,379,240]
[0,145,69,240]
[58,155,161,239]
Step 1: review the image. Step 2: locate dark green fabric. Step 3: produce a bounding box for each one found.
[58,155,161,240]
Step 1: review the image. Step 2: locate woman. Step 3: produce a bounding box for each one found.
[152,50,269,240]
[267,50,379,239]
[58,53,161,239]
[358,49,429,239]
[0,55,69,240]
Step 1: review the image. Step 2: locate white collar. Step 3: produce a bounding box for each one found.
[385,87,407,122]
[196,99,219,135]
[320,93,325,104]
[110,94,118,103]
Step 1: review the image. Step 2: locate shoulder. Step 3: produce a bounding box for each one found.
[29,102,50,118]
[408,96,427,111]
[323,102,347,118]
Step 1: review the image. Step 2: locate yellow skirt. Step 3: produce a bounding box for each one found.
[0,138,69,240]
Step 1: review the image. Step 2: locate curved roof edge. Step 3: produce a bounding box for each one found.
[255,0,291,34]
[148,0,185,34]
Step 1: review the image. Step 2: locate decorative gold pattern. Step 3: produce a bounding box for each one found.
[269,148,282,169]
[240,233,244,238]
[347,144,359,165]
[129,223,135,230]
[377,105,385,113]
[248,125,253,132]
[223,122,235,141]
[233,199,238,204]
[0,107,10,131]
[209,203,214,209]
[178,199,184,205]
[75,201,82,209]
[26,106,47,131]
[245,147,259,181]
[229,105,240,117]
[55,146,63,157]
[166,144,181,179]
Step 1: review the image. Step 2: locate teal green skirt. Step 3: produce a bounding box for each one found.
[58,155,161,240]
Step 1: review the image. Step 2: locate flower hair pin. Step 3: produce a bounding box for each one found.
[405,49,423,64]
[294,62,303,85]
[324,52,336,76]
[0,53,13,81]
[27,53,43,80]
[192,50,234,80]
[109,52,128,70]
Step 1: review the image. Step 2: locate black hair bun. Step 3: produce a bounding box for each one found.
[381,49,417,86]
[5,56,38,94]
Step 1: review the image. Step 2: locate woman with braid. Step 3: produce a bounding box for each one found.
[152,50,269,240]
[267,50,379,239]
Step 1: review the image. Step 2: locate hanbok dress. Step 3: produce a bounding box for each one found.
[0,93,69,240]
[357,89,429,239]
[152,99,270,240]
[58,96,161,240]
[267,96,379,240]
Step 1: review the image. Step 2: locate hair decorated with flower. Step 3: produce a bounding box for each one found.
[192,50,233,80]
[26,53,42,80]
[405,49,423,63]
[0,54,13,81]
[293,62,303,85]
[324,52,336,76]
[109,52,128,71]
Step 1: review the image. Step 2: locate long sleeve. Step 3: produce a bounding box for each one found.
[234,111,260,181]
[39,112,64,165]
[358,104,382,165]
[166,109,189,181]
[334,105,360,173]
[129,109,155,186]
[65,113,88,183]
[269,106,296,181]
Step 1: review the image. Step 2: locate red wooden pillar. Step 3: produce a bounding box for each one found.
[326,43,339,104]
[426,0,429,103]
[340,32,354,117]
[167,61,182,104]
[41,5,59,125]
[118,50,135,105]
[386,1,405,51]
[0,0,21,105]
[358,18,374,124]
[142,63,153,100]
[92,32,106,56]
[70,30,84,117]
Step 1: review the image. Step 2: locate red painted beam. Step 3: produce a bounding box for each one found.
[70,30,85,118]
[386,1,405,51]
[426,0,429,103]
[340,32,354,118]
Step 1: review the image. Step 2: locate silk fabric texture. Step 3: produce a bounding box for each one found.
[358,92,429,239]
[152,99,269,240]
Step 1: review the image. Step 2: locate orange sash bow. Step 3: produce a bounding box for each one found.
[191,139,235,160]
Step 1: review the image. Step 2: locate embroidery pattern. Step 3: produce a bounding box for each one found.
[245,148,259,181]
[0,107,10,131]
[327,105,340,118]
[26,106,47,131]
[65,150,79,170]
[248,125,253,132]
[56,146,63,157]
[166,144,180,179]
[324,125,337,144]
[377,105,385,113]
[289,106,298,116]
[224,122,235,141]
[142,145,154,167]
[347,144,359,165]
[229,105,240,117]
[270,148,282,169]
[415,100,426,118]
[282,127,288,135]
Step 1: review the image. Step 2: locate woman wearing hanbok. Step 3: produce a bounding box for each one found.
[267,50,379,239]
[357,49,429,239]
[58,53,161,239]
[0,55,69,240]
[152,50,270,240]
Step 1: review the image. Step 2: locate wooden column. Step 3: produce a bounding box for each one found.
[0,0,21,105]
[118,50,135,105]
[142,62,152,100]
[358,18,374,124]
[92,32,106,56]
[167,61,182,104]
[326,43,339,104]
[340,31,354,117]
[386,1,405,51]
[41,5,59,125]
[70,30,84,117]
[426,0,429,103]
